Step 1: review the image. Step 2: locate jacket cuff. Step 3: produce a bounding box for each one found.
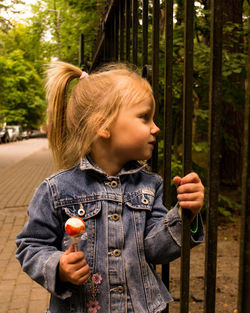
[165,204,204,247]
[190,213,204,245]
[164,204,182,246]
[43,250,72,299]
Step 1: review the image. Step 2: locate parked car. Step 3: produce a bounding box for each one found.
[21,130,31,140]
[30,129,47,138]
[5,127,16,142]
[6,125,23,141]
[0,127,10,143]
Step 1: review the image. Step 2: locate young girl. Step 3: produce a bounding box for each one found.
[16,61,204,313]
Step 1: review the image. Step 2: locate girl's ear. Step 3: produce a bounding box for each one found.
[97,127,110,139]
[93,115,110,139]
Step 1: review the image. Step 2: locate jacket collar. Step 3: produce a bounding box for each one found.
[79,155,147,177]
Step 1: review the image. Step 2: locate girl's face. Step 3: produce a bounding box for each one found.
[108,96,160,163]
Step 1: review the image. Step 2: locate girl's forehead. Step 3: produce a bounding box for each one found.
[130,96,155,111]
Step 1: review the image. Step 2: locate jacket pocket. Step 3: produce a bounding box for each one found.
[58,199,101,273]
[124,189,155,211]
[60,199,101,221]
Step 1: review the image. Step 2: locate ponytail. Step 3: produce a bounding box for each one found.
[45,61,82,170]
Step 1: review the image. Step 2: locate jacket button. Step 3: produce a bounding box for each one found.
[110,181,118,188]
[111,214,119,221]
[78,208,85,216]
[117,286,124,293]
[141,196,149,205]
[113,249,121,257]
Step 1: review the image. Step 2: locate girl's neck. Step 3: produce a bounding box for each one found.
[90,142,125,177]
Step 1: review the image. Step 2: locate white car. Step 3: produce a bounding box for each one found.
[6,125,23,141]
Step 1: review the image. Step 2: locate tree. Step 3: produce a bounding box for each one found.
[41,0,106,65]
[0,46,46,128]
[0,18,49,128]
[0,0,107,129]
[0,0,24,32]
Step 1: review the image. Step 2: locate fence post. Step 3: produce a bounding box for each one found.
[238,9,250,313]
[162,1,173,312]
[119,0,125,61]
[104,20,114,62]
[132,0,138,65]
[142,0,148,67]
[204,0,223,312]
[151,0,160,173]
[180,0,194,311]
[79,34,84,69]
[125,0,131,62]
[114,6,119,61]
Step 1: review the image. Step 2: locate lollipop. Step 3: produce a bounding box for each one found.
[65,217,85,251]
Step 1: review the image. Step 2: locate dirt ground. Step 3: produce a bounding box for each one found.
[164,218,240,313]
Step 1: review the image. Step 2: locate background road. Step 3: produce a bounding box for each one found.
[0,138,50,176]
[0,138,53,313]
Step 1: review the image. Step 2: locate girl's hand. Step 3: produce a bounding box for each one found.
[173,172,204,219]
[58,245,90,285]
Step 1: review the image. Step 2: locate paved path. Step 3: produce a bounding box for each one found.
[0,138,49,177]
[0,141,54,313]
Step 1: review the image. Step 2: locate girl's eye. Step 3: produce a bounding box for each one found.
[139,114,149,120]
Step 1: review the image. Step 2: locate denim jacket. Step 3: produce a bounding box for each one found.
[16,156,204,313]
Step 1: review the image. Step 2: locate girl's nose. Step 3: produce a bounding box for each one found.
[152,122,160,136]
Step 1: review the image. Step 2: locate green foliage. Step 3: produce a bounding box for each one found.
[158,139,183,180]
[0,0,105,129]
[0,13,49,128]
[40,0,106,65]
[0,48,46,127]
[218,194,241,222]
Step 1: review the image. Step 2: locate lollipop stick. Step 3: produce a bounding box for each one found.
[71,236,79,251]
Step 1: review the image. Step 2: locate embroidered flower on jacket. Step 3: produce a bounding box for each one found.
[92,273,102,285]
[87,300,101,313]
[87,273,102,312]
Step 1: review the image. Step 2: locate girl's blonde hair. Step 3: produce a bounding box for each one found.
[45,61,154,170]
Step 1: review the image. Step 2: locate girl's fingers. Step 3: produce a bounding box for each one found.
[65,251,85,264]
[173,176,182,187]
[71,264,90,285]
[180,172,201,184]
[75,271,91,285]
[74,263,90,278]
[177,183,204,195]
[177,191,203,202]
[71,258,88,272]
[178,201,202,213]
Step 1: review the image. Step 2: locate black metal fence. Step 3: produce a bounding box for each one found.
[80,1,250,312]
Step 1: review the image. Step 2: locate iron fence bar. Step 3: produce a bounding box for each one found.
[151,0,160,173]
[238,10,250,313]
[90,32,105,70]
[132,0,138,65]
[204,1,223,312]
[180,0,194,312]
[90,0,119,70]
[119,0,125,61]
[104,20,115,62]
[162,1,173,312]
[142,0,148,67]
[79,34,84,69]
[125,0,131,62]
[163,0,173,235]
[114,6,119,61]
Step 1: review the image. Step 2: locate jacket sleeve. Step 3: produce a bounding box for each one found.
[15,180,72,300]
[144,180,204,264]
